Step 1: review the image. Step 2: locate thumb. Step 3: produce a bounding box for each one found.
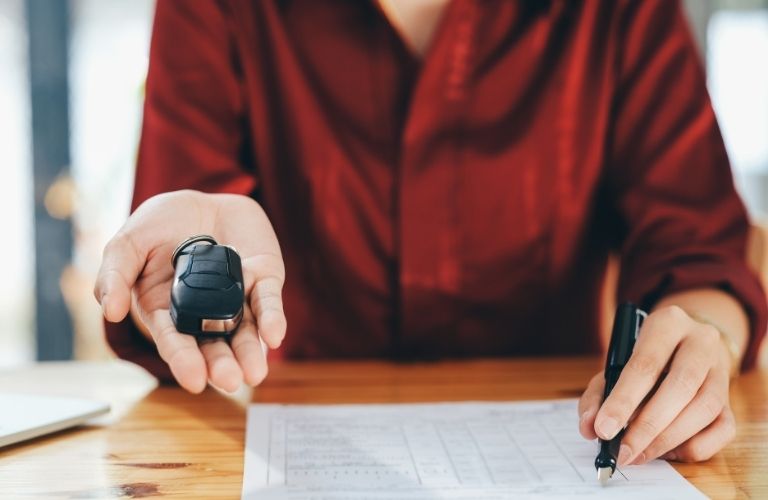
[578,372,605,440]
[94,230,146,322]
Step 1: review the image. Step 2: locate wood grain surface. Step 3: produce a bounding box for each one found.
[0,358,765,499]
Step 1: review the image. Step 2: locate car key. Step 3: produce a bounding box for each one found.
[170,235,244,337]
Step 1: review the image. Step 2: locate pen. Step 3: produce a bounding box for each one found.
[595,302,646,484]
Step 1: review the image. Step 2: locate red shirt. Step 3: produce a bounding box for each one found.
[107,0,767,381]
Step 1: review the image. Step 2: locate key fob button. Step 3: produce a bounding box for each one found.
[189,259,228,275]
[182,273,234,290]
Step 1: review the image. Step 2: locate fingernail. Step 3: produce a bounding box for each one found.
[208,380,227,393]
[597,417,620,439]
[631,452,646,465]
[225,381,243,394]
[618,444,632,466]
[218,379,241,394]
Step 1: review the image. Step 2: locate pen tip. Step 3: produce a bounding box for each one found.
[597,466,613,485]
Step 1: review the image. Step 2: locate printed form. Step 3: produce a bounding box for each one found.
[243,400,705,499]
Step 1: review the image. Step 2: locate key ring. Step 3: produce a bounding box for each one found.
[171,234,218,267]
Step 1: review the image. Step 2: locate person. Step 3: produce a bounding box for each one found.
[95,0,766,468]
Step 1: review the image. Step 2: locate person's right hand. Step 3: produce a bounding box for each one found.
[94,190,286,393]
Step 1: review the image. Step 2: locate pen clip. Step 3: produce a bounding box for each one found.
[635,308,647,339]
[604,303,648,375]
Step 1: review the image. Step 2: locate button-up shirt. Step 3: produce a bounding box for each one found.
[106,0,767,381]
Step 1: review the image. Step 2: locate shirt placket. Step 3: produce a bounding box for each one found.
[396,0,479,356]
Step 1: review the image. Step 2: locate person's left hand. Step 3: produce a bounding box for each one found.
[577,305,735,465]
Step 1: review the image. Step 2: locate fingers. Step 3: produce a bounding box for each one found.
[144,309,207,393]
[198,307,269,391]
[243,255,287,349]
[578,373,604,440]
[145,306,260,393]
[663,406,736,463]
[199,339,243,393]
[216,196,286,350]
[94,230,146,322]
[252,277,287,349]
[640,371,729,462]
[231,307,269,386]
[617,325,718,464]
[94,192,284,394]
[594,306,687,442]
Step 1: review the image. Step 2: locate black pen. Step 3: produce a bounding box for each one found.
[595,302,646,484]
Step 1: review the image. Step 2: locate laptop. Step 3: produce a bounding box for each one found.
[0,393,110,448]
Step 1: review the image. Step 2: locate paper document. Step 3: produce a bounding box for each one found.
[243,400,704,499]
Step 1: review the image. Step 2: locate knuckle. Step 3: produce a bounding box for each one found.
[103,267,127,287]
[107,229,142,262]
[698,324,720,345]
[209,359,232,381]
[649,432,673,456]
[252,297,286,324]
[583,374,603,397]
[155,323,177,343]
[630,417,660,439]
[627,353,662,378]
[603,394,634,423]
[116,229,134,249]
[103,232,126,256]
[253,255,286,280]
[259,288,283,303]
[699,390,726,422]
[652,304,686,327]
[662,304,687,322]
[154,326,179,359]
[166,344,197,368]
[669,366,704,396]
[268,269,286,286]
[207,348,233,368]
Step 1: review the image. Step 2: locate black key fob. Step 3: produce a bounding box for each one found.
[170,235,244,337]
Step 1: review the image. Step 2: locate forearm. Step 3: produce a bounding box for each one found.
[654,287,749,375]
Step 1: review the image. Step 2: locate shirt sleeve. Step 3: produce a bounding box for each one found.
[609,0,767,370]
[105,0,256,382]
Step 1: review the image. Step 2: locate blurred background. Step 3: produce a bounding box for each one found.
[1,0,767,368]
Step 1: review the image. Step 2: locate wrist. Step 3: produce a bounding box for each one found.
[686,312,741,377]
[653,288,748,377]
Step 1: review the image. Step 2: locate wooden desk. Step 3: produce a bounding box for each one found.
[0,358,766,498]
